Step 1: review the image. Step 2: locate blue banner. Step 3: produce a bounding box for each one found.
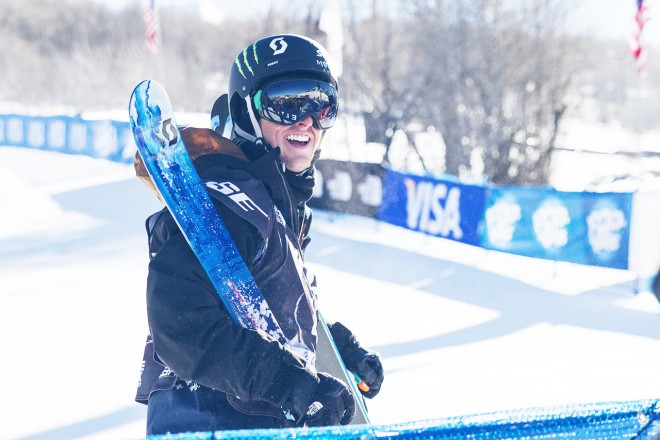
[0,113,134,163]
[378,170,486,246]
[481,187,632,269]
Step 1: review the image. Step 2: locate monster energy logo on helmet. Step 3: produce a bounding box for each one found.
[235,43,261,80]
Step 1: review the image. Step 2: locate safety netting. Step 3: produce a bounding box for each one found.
[147,398,659,439]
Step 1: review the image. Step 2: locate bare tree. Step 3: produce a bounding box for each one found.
[405,0,581,185]
[1,0,656,180]
[342,0,428,169]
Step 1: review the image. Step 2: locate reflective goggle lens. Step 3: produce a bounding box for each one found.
[254,79,338,129]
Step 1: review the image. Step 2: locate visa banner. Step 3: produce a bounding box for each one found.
[378,170,486,246]
[481,187,632,269]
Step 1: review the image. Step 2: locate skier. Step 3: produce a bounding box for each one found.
[134,34,384,435]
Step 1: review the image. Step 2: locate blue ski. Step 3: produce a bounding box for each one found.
[129,79,369,425]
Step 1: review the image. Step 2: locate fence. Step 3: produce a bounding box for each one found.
[0,113,134,164]
[311,161,639,271]
[146,399,660,439]
[2,112,658,276]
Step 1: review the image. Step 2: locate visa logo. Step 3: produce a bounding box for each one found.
[404,178,463,239]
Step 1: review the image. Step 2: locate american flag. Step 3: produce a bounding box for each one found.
[144,0,159,56]
[628,0,649,74]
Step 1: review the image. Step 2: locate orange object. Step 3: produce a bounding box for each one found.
[357,381,370,393]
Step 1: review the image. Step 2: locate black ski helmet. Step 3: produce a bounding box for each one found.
[228,34,339,143]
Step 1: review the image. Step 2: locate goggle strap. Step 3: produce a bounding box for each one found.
[245,95,263,139]
[253,90,263,111]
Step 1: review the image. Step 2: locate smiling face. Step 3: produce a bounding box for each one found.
[259,116,323,173]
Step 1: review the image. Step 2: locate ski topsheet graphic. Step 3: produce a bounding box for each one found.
[129,80,282,341]
[129,79,369,425]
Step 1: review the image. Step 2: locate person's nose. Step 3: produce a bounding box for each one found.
[296,115,314,127]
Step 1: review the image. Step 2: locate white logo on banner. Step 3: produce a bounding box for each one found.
[532,199,570,250]
[68,122,88,152]
[313,170,324,198]
[404,178,463,239]
[586,207,626,254]
[357,175,382,206]
[92,121,118,158]
[48,119,67,149]
[7,118,23,144]
[27,120,46,148]
[485,200,521,246]
[327,171,352,202]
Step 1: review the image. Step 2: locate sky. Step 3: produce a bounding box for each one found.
[93,0,660,46]
[0,144,658,439]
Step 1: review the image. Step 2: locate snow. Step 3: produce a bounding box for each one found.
[0,145,658,439]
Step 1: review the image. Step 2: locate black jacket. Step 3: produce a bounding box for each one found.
[135,130,322,419]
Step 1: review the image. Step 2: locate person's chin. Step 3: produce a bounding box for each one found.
[282,147,313,168]
[285,156,313,172]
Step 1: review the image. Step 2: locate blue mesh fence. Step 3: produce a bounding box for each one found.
[147,399,659,439]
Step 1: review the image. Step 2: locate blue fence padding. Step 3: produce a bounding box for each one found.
[0,113,134,164]
[0,113,636,270]
[145,398,659,439]
[481,187,632,269]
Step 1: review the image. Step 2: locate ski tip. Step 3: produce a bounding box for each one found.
[129,80,153,124]
[130,80,151,104]
[129,79,165,105]
[128,80,172,129]
[132,79,163,92]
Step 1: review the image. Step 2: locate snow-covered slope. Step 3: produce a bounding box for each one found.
[0,146,658,439]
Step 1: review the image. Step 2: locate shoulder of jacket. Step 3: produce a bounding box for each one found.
[133,127,249,203]
[180,127,249,162]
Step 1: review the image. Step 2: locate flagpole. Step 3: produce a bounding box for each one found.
[633,0,646,171]
[156,18,166,87]
[627,0,648,166]
[144,0,165,85]
[627,0,648,293]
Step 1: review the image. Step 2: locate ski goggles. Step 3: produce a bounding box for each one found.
[253,79,338,130]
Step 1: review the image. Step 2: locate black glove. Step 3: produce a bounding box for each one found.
[303,372,356,427]
[329,322,384,399]
[286,371,356,427]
